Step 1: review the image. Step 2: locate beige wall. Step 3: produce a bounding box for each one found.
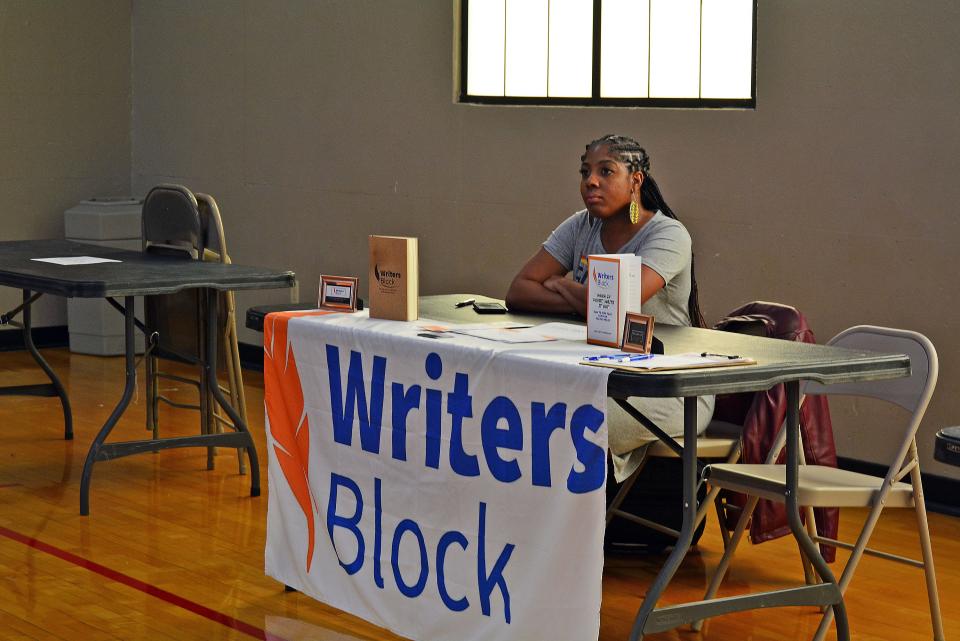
[123,0,956,478]
[0,0,131,325]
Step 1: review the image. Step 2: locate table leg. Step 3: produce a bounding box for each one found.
[202,289,260,497]
[784,380,849,641]
[80,295,137,515]
[79,291,262,514]
[0,290,74,439]
[629,396,698,641]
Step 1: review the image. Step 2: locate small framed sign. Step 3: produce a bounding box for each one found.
[621,312,655,354]
[319,275,359,312]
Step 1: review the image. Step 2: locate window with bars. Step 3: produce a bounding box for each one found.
[459,0,756,107]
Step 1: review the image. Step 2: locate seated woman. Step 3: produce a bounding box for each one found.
[505,134,714,481]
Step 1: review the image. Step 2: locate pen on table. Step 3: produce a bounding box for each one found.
[455,298,476,308]
[583,352,629,361]
[701,352,740,359]
[584,353,655,362]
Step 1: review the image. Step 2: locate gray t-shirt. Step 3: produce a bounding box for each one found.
[542,209,693,327]
[542,209,712,482]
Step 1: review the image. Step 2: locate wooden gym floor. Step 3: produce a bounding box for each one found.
[0,348,957,640]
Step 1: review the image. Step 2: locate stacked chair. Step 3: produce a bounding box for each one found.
[141,184,248,472]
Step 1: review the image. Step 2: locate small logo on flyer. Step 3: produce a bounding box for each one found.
[592,268,614,289]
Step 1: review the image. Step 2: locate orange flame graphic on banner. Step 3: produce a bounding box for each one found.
[264,310,333,572]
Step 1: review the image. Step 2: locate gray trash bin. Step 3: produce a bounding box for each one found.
[935,426,960,467]
[64,198,144,355]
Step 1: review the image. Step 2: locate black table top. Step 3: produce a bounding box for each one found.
[0,240,295,298]
[245,294,910,398]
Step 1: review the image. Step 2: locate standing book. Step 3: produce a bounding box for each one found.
[369,235,419,321]
[587,253,642,347]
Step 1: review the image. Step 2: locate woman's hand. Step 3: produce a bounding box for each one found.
[505,248,581,315]
[544,275,588,317]
[543,274,565,292]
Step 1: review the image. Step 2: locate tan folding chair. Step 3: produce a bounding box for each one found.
[697,326,944,641]
[197,193,248,472]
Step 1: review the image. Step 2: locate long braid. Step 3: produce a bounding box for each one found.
[584,134,707,328]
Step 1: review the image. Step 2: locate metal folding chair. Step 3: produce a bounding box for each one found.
[605,431,741,544]
[698,326,944,640]
[142,184,248,472]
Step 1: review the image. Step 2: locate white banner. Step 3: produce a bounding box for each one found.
[264,312,611,641]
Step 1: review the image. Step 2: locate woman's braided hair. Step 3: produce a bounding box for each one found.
[584,134,706,328]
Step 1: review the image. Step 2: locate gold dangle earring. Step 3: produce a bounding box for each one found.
[629,198,640,224]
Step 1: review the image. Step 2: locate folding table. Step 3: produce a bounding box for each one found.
[248,293,910,640]
[0,239,295,515]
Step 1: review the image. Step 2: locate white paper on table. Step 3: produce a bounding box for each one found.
[534,322,588,342]
[417,320,531,332]
[31,256,121,266]
[449,325,559,343]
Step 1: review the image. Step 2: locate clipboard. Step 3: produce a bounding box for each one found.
[580,352,757,372]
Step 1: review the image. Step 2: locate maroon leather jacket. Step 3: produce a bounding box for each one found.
[713,301,839,562]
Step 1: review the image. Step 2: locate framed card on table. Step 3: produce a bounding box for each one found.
[319,275,359,312]
[621,312,655,353]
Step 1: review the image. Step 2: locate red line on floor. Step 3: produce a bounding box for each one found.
[0,524,289,641]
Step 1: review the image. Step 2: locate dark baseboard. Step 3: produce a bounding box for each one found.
[0,325,69,352]
[238,341,262,372]
[837,456,960,516]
